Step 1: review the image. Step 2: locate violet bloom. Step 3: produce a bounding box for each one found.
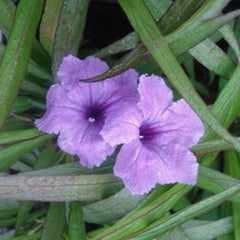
[101,75,204,194]
[35,55,139,168]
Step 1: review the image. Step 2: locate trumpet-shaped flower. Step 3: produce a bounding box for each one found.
[101,75,204,194]
[35,55,139,168]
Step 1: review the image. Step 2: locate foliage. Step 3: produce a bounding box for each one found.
[0,0,240,239]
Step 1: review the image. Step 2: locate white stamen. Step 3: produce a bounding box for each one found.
[139,135,144,139]
[88,117,95,123]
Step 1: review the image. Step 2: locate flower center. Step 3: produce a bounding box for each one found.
[139,123,160,142]
[85,104,104,124]
[88,117,96,123]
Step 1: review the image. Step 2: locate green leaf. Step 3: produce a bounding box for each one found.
[144,0,172,21]
[69,202,86,240]
[198,165,240,204]
[90,185,191,240]
[191,138,239,155]
[0,0,51,72]
[95,0,206,58]
[15,145,57,235]
[21,160,114,176]
[0,43,51,80]
[52,0,90,81]
[119,0,240,153]
[202,66,240,166]
[0,134,52,172]
[40,0,64,57]
[41,203,66,240]
[0,0,45,131]
[0,173,121,201]
[130,183,240,240]
[0,0,15,35]
[83,188,145,224]
[0,128,42,145]
[225,151,240,240]
[220,24,240,63]
[189,38,236,79]
[156,217,233,240]
[0,200,18,219]
[91,10,240,80]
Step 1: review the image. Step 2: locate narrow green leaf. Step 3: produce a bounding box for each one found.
[189,38,236,79]
[158,0,206,34]
[0,174,121,201]
[191,138,238,155]
[91,10,240,81]
[119,0,240,153]
[157,217,233,240]
[144,0,172,21]
[69,202,86,240]
[95,0,206,58]
[225,151,240,240]
[0,129,42,145]
[21,81,47,98]
[40,0,64,57]
[220,24,240,63]
[202,66,240,166]
[0,134,52,172]
[0,0,51,71]
[41,203,65,240]
[0,0,45,131]
[198,165,240,204]
[0,0,15,35]
[0,43,51,80]
[91,185,191,240]
[130,183,240,239]
[83,188,145,224]
[0,200,18,219]
[15,145,57,235]
[21,161,112,176]
[52,0,90,81]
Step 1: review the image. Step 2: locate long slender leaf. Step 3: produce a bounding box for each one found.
[157,217,233,240]
[0,173,121,202]
[130,183,240,239]
[52,0,90,81]
[0,0,51,71]
[225,151,240,240]
[0,134,52,172]
[119,0,240,153]
[91,185,191,240]
[0,0,45,131]
[15,145,57,235]
[41,203,65,240]
[40,0,64,57]
[91,10,240,81]
[83,188,145,224]
[0,129,43,145]
[202,66,240,166]
[189,38,236,79]
[69,202,86,240]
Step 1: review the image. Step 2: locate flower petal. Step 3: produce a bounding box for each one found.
[95,69,139,113]
[156,144,199,185]
[101,106,142,147]
[138,74,173,121]
[57,55,109,84]
[160,99,204,148]
[35,84,82,134]
[114,140,161,195]
[58,122,115,168]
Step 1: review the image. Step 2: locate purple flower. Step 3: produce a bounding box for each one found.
[35,55,139,168]
[101,75,204,194]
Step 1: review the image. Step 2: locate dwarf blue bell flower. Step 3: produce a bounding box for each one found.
[101,75,204,194]
[35,55,139,168]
